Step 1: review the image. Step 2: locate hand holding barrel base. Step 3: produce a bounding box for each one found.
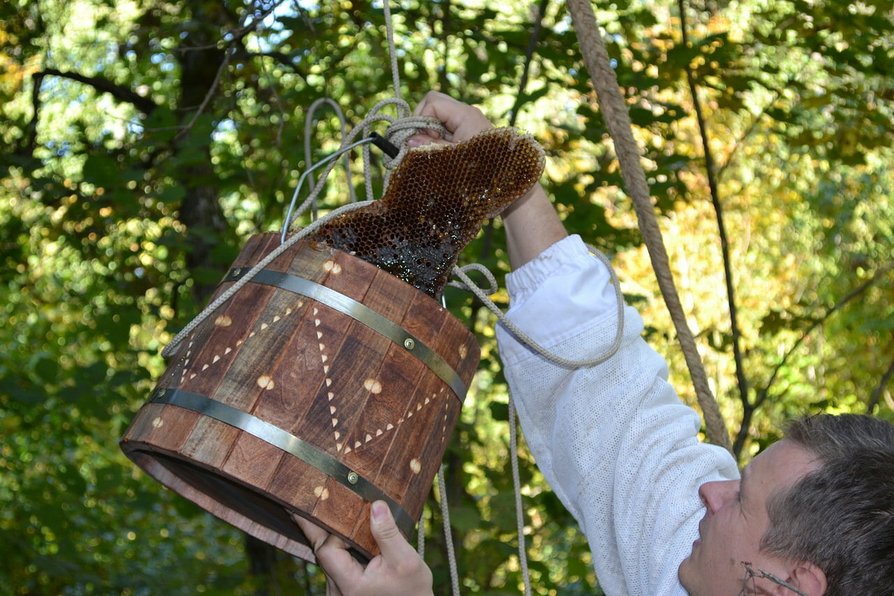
[295,501,433,596]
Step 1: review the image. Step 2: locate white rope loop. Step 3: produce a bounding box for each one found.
[449,244,625,370]
[303,97,356,220]
[447,263,499,295]
[381,0,402,101]
[416,509,426,558]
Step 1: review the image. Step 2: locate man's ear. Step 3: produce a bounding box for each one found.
[779,561,826,596]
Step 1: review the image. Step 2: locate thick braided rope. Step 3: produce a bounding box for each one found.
[567,0,731,451]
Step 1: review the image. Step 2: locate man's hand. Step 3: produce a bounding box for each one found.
[409,90,566,268]
[295,501,433,596]
[409,90,494,146]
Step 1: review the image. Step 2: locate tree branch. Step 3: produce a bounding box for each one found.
[174,50,232,142]
[241,50,309,82]
[677,0,749,432]
[732,385,789,458]
[24,69,158,156]
[173,0,291,142]
[759,263,893,401]
[714,91,776,181]
[867,353,894,414]
[507,0,550,128]
[176,0,289,52]
[24,72,46,156]
[716,58,811,181]
[731,265,894,456]
[37,68,158,114]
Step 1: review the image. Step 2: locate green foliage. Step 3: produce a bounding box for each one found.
[1,0,892,593]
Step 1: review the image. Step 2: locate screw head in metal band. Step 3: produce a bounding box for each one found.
[232,267,241,277]
[347,471,359,485]
[403,337,416,350]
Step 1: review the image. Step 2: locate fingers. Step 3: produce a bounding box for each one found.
[406,133,451,149]
[369,501,419,563]
[366,501,433,594]
[294,515,364,588]
[293,506,433,595]
[413,90,494,144]
[294,514,328,549]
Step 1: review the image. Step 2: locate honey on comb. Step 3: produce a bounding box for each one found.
[312,128,545,297]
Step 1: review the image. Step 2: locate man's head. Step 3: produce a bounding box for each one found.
[679,414,894,595]
[761,414,894,594]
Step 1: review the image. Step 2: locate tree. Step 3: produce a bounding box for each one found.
[1,0,891,592]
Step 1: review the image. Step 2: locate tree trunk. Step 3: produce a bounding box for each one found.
[175,29,231,300]
[172,5,300,592]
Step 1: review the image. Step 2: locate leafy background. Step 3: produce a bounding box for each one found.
[1,0,892,593]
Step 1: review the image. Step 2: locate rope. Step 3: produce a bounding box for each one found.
[437,465,461,596]
[382,0,402,100]
[163,199,374,358]
[508,397,532,596]
[446,263,499,295]
[566,0,732,451]
[417,509,426,558]
[303,97,357,221]
[451,246,626,369]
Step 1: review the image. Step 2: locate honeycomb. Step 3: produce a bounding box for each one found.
[312,128,545,297]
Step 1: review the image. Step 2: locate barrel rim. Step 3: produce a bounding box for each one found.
[144,386,416,537]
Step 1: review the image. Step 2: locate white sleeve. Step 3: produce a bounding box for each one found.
[496,235,739,595]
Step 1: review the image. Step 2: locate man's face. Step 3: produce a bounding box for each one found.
[678,440,819,595]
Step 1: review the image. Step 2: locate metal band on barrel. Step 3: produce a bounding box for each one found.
[227,267,467,402]
[151,387,416,537]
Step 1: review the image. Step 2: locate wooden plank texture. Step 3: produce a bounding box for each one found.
[122,234,480,563]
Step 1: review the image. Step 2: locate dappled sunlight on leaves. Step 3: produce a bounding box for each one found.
[1,0,891,592]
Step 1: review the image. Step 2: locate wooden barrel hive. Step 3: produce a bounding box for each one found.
[120,232,480,562]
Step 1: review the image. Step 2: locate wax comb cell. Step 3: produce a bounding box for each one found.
[312,128,545,297]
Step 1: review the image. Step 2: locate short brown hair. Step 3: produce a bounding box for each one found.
[761,414,894,594]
